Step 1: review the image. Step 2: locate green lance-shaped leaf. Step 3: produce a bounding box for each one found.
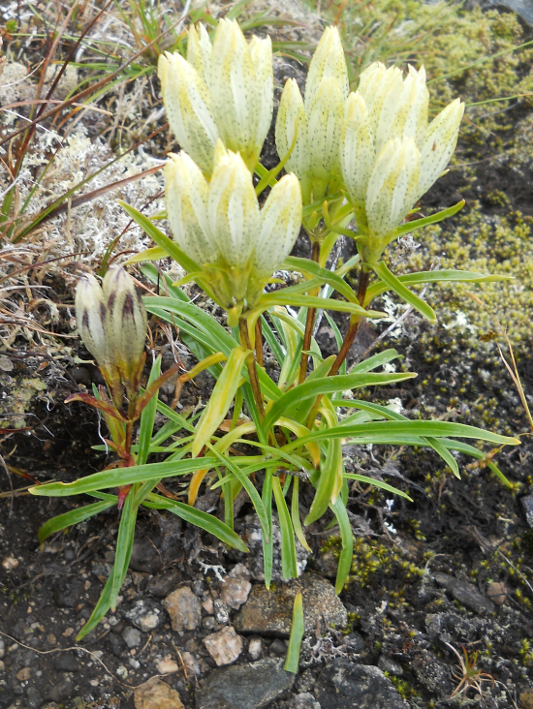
[284,592,304,673]
[137,355,162,466]
[272,476,298,579]
[372,260,436,322]
[192,346,249,457]
[38,499,116,545]
[330,496,353,594]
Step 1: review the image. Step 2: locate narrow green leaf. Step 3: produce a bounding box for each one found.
[137,356,162,466]
[262,468,274,589]
[110,491,138,608]
[305,433,342,526]
[291,476,311,552]
[143,494,249,552]
[284,256,360,304]
[29,457,220,497]
[372,261,436,322]
[263,372,417,432]
[284,592,304,673]
[343,474,412,500]
[192,346,248,457]
[76,569,115,640]
[330,497,353,595]
[273,477,298,580]
[261,292,383,318]
[38,499,116,544]
[390,200,465,240]
[350,349,401,374]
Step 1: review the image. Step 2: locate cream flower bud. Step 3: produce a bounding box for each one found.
[397,65,429,148]
[75,274,111,370]
[164,152,219,267]
[340,92,375,207]
[103,267,147,381]
[158,52,219,176]
[304,26,349,113]
[186,23,212,87]
[210,19,271,171]
[307,79,344,188]
[275,79,311,196]
[366,138,420,239]
[417,97,464,200]
[208,149,261,270]
[253,174,302,277]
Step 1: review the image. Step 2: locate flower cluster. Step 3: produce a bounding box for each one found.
[164,143,302,312]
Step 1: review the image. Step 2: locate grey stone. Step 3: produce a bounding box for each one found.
[146,569,180,598]
[164,586,202,634]
[521,494,533,528]
[25,685,42,708]
[378,656,404,676]
[315,660,409,708]
[293,693,321,709]
[44,679,75,703]
[124,599,163,632]
[196,658,295,709]
[123,627,143,648]
[234,573,347,638]
[213,598,230,624]
[433,572,496,614]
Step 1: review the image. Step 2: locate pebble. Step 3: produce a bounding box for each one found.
[248,638,262,661]
[203,626,243,666]
[123,600,163,632]
[134,677,184,709]
[315,660,409,708]
[123,627,143,648]
[1,556,19,570]
[213,598,230,624]
[378,656,404,676]
[146,569,180,598]
[202,598,214,614]
[54,652,79,672]
[220,564,252,610]
[432,572,496,614]
[234,573,348,638]
[156,656,179,674]
[181,651,201,677]
[16,667,31,681]
[195,657,295,709]
[293,693,321,709]
[163,587,202,634]
[487,581,508,605]
[522,495,533,528]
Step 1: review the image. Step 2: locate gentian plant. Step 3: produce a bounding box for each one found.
[30,22,519,645]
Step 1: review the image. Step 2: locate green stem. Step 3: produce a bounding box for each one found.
[298,241,321,384]
[239,316,265,420]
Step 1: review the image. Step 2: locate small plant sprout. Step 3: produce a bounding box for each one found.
[446,642,497,699]
[158,19,273,176]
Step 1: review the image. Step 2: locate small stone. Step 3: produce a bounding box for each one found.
[203,626,243,666]
[196,658,295,709]
[123,627,143,648]
[293,693,321,709]
[181,651,201,677]
[234,573,348,638]
[16,667,31,681]
[54,652,79,672]
[164,587,202,634]
[62,627,75,637]
[521,689,533,709]
[269,639,287,656]
[379,656,404,676]
[521,495,533,529]
[248,638,262,661]
[134,677,184,709]
[487,581,508,605]
[146,569,180,598]
[157,656,179,674]
[220,576,252,611]
[213,598,230,624]
[26,685,42,709]
[124,600,163,632]
[202,598,214,614]
[433,572,496,614]
[2,556,18,570]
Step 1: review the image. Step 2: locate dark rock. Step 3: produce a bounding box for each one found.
[521,494,533,528]
[196,658,295,709]
[432,572,496,614]
[44,679,75,703]
[129,538,163,574]
[25,685,42,708]
[146,568,180,598]
[54,652,79,672]
[234,573,347,638]
[107,632,126,657]
[315,660,409,708]
[0,686,15,709]
[53,579,85,608]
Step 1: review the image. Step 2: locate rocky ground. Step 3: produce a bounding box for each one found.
[2,0,533,708]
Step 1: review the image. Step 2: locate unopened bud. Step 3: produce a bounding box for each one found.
[75,274,112,372]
